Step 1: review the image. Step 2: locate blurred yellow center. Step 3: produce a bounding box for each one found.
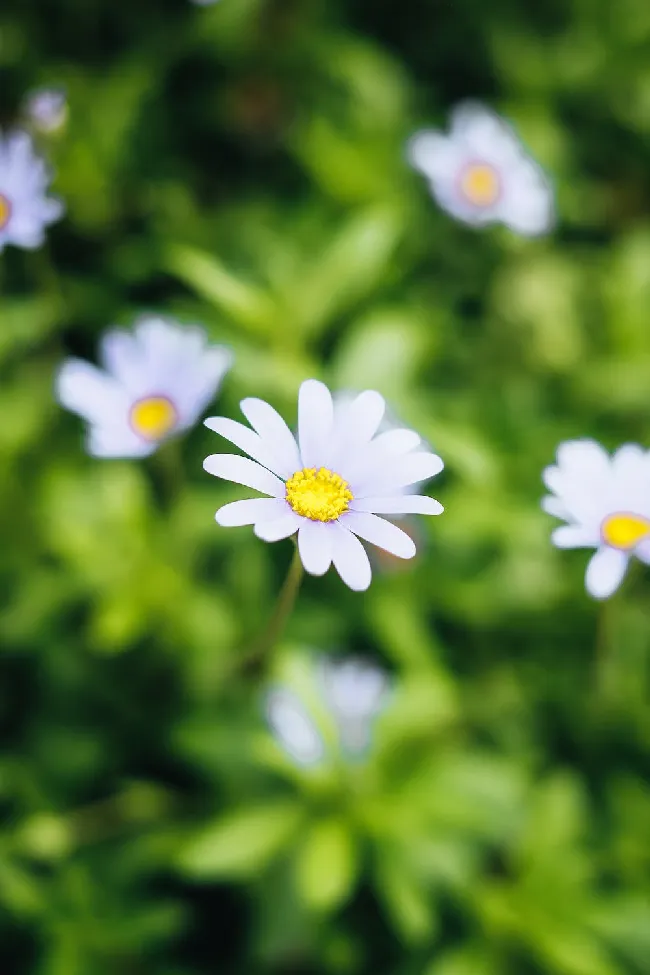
[601,512,650,550]
[0,193,12,229]
[129,396,178,441]
[460,163,500,206]
[285,467,353,522]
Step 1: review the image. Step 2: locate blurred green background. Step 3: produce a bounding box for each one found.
[2,0,650,972]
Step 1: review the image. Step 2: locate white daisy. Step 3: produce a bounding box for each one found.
[24,87,68,135]
[542,439,650,599]
[0,129,64,252]
[318,657,389,753]
[56,316,233,458]
[407,101,554,237]
[203,379,444,592]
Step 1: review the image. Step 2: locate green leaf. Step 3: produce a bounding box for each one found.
[373,850,435,943]
[164,243,277,337]
[176,801,302,879]
[294,817,358,912]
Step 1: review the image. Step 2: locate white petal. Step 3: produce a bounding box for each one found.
[342,428,421,485]
[541,495,570,519]
[331,525,372,591]
[585,547,629,600]
[356,451,444,495]
[298,379,334,468]
[341,511,416,560]
[450,102,521,167]
[331,390,387,471]
[203,454,285,497]
[551,525,599,549]
[407,130,462,181]
[215,498,287,527]
[56,358,126,423]
[174,347,232,426]
[100,329,145,392]
[500,159,554,237]
[204,416,289,478]
[297,521,333,576]
[265,689,324,766]
[239,397,301,478]
[87,424,155,458]
[350,494,443,515]
[254,510,302,542]
[634,539,650,565]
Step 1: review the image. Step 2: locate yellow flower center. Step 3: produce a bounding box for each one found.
[0,193,12,230]
[285,467,353,522]
[601,512,650,550]
[459,163,500,207]
[129,395,178,441]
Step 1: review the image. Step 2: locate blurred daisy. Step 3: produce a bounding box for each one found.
[319,657,389,753]
[204,379,444,592]
[56,316,233,458]
[543,439,650,599]
[0,129,64,252]
[265,656,389,766]
[24,87,68,135]
[407,101,554,237]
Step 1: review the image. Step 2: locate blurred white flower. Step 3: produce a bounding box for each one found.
[56,316,233,458]
[265,656,390,766]
[204,379,444,592]
[407,101,554,237]
[265,688,324,767]
[0,129,63,252]
[543,439,650,599]
[24,87,68,134]
[319,657,390,753]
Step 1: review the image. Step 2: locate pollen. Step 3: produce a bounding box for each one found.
[601,512,650,550]
[0,193,12,230]
[129,395,178,441]
[285,467,353,522]
[459,162,501,207]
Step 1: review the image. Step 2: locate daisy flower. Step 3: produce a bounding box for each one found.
[407,101,554,237]
[56,316,233,458]
[0,129,64,252]
[203,379,444,592]
[24,87,68,135]
[542,439,650,599]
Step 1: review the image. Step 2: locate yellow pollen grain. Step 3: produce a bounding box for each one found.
[129,395,178,441]
[0,193,12,230]
[601,512,650,550]
[285,467,353,522]
[460,163,500,207]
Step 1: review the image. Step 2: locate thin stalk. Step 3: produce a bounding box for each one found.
[238,545,304,678]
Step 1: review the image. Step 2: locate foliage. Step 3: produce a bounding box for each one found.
[1,0,650,972]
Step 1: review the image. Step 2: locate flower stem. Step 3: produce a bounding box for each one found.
[239,545,304,677]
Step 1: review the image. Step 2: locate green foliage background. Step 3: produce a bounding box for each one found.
[2,0,650,972]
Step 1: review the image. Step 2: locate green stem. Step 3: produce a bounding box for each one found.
[239,545,304,677]
[594,598,611,701]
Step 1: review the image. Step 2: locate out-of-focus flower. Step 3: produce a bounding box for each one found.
[190,0,221,5]
[543,439,650,599]
[265,688,324,767]
[24,87,68,135]
[407,101,554,237]
[0,129,63,252]
[265,655,390,767]
[319,657,389,753]
[56,316,233,458]
[204,379,444,592]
